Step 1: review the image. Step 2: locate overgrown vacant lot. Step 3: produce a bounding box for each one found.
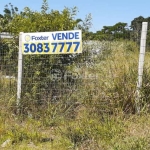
[1,41,150,150]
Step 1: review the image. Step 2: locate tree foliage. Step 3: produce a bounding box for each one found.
[85,16,150,43]
[130,16,150,46]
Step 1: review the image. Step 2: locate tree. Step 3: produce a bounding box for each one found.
[94,22,130,41]
[130,16,150,47]
[130,16,145,42]
[0,3,18,32]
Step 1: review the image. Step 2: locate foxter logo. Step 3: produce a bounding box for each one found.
[25,35,30,42]
[31,36,49,40]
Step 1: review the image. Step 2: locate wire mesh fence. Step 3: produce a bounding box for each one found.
[0,25,149,117]
[0,35,17,107]
[20,40,108,117]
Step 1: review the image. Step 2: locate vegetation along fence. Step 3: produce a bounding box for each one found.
[1,22,150,117]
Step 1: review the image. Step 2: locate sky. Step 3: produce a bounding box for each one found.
[0,0,150,32]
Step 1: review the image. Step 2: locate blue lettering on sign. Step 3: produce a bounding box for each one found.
[52,32,80,40]
[75,32,79,39]
[23,42,80,54]
[31,36,49,40]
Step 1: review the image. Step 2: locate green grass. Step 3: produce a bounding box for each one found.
[1,113,150,149]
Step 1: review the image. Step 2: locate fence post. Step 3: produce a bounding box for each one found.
[136,22,148,113]
[17,32,23,113]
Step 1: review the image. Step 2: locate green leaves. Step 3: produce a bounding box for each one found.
[4,3,80,34]
[41,0,49,14]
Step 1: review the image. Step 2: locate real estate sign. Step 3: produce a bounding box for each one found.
[22,30,82,54]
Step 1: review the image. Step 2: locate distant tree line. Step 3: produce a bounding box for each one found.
[85,16,150,46]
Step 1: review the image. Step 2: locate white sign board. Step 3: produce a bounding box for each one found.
[22,30,82,54]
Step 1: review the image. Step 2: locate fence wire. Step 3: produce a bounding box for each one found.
[1,26,149,117]
[0,36,17,105]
